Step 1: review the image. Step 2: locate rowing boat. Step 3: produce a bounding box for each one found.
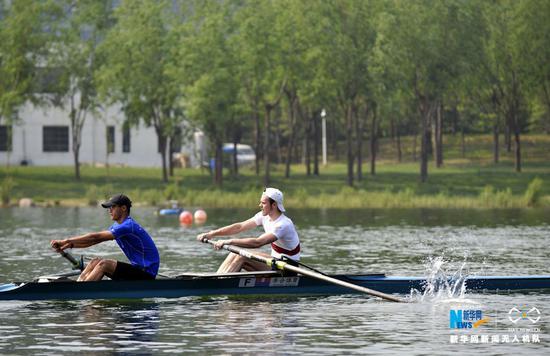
[1,271,549,301]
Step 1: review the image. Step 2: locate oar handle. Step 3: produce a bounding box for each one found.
[201,238,406,303]
[203,238,263,261]
[58,250,85,271]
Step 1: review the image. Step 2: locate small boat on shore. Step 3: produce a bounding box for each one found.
[1,271,549,301]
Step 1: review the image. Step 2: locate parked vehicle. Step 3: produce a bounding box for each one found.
[222,143,256,167]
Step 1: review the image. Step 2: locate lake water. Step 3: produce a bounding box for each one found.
[0,207,548,354]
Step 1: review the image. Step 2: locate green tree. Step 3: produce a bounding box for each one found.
[0,0,51,125]
[515,0,550,133]
[233,0,287,187]
[482,0,529,172]
[270,0,336,178]
[177,0,242,187]
[376,0,482,182]
[322,0,378,186]
[48,0,114,180]
[96,0,183,182]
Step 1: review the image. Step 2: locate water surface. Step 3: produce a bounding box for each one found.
[0,207,548,354]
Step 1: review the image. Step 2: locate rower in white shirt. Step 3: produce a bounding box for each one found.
[197,187,300,273]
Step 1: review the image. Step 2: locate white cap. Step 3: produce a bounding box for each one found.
[263,187,285,212]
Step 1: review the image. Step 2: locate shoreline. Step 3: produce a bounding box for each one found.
[3,194,549,210]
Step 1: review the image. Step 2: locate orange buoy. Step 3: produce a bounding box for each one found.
[194,209,207,225]
[179,210,193,226]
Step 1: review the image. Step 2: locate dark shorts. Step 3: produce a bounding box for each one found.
[108,261,156,281]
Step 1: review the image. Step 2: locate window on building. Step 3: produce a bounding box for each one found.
[122,124,130,153]
[106,126,115,154]
[0,125,12,152]
[43,126,69,152]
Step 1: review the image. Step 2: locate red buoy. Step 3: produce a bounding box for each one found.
[194,209,207,225]
[179,210,193,226]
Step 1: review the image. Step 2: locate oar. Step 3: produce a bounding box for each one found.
[58,250,85,271]
[202,239,406,303]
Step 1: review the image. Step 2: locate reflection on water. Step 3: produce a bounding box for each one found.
[0,301,161,354]
[1,207,549,354]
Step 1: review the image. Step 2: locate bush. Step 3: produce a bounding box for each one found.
[163,183,180,201]
[142,189,161,206]
[85,185,99,206]
[494,188,513,208]
[1,177,15,206]
[479,185,495,207]
[524,178,543,207]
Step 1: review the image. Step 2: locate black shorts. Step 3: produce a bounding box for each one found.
[108,261,156,281]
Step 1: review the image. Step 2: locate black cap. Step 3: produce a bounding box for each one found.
[101,194,132,209]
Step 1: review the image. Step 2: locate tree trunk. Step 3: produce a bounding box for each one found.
[231,126,242,176]
[214,141,223,187]
[493,124,499,164]
[304,112,311,176]
[284,95,297,179]
[419,99,431,183]
[451,105,458,135]
[542,81,550,133]
[3,122,12,169]
[370,105,377,176]
[461,127,465,158]
[505,124,511,153]
[514,129,521,172]
[263,105,273,187]
[274,113,282,165]
[491,92,500,164]
[346,104,354,187]
[73,147,80,181]
[425,129,433,158]
[331,120,339,161]
[356,104,363,181]
[420,117,429,183]
[313,111,319,176]
[396,125,402,163]
[412,130,417,161]
[390,117,395,144]
[433,103,443,168]
[232,141,238,175]
[158,133,168,183]
[72,121,81,181]
[70,104,84,181]
[253,110,261,176]
[168,137,175,177]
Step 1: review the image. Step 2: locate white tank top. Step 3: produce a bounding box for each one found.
[253,211,300,261]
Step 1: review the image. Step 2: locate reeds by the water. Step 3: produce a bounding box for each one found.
[101,178,545,209]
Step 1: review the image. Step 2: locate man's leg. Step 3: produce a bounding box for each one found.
[217,253,239,273]
[217,252,271,273]
[77,257,100,281]
[79,259,117,281]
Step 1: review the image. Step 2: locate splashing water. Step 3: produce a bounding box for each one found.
[410,256,472,302]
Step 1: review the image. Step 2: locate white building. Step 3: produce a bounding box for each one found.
[0,101,200,168]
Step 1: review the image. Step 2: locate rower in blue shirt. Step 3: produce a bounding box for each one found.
[50,194,160,281]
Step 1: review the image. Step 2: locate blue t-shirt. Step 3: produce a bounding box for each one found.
[109,216,160,277]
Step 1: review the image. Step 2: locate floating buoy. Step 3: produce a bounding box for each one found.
[179,210,193,226]
[194,209,207,225]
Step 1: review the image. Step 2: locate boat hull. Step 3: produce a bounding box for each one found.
[1,274,549,301]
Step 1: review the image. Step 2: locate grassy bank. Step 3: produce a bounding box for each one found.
[1,134,549,209]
